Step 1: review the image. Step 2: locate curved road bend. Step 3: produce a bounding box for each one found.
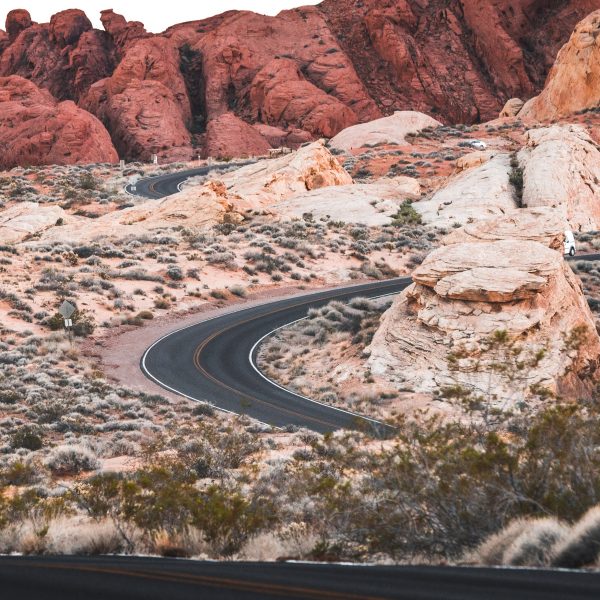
[2,556,600,600]
[129,164,600,433]
[125,161,255,199]
[142,277,411,434]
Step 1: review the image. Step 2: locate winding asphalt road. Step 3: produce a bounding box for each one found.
[132,165,600,433]
[125,160,254,199]
[3,556,600,599]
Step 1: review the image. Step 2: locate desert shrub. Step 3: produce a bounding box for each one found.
[392,200,422,226]
[503,518,568,566]
[45,445,100,476]
[166,265,184,281]
[11,426,44,451]
[229,285,247,298]
[474,518,532,566]
[136,310,154,320]
[551,507,600,568]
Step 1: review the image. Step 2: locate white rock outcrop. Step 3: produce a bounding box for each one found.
[217,140,352,209]
[518,125,600,232]
[368,209,600,405]
[273,178,420,226]
[0,202,66,243]
[415,154,517,227]
[329,111,442,152]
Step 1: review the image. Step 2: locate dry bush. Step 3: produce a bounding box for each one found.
[503,518,568,567]
[551,506,600,568]
[45,445,100,476]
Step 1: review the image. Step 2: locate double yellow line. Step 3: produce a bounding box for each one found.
[5,561,387,600]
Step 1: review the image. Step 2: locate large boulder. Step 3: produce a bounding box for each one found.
[415,154,517,227]
[0,202,66,244]
[0,76,118,168]
[368,211,600,404]
[329,111,441,152]
[216,140,352,209]
[204,112,271,159]
[5,9,32,41]
[518,125,600,232]
[521,11,600,121]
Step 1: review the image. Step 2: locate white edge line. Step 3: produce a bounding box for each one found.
[140,282,409,430]
[247,292,400,428]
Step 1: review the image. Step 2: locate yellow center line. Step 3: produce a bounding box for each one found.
[5,561,388,600]
[191,281,405,428]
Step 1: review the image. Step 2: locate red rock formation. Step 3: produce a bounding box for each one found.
[5,9,32,41]
[250,58,358,138]
[0,76,118,168]
[0,10,114,103]
[521,10,600,121]
[80,35,192,162]
[205,112,271,159]
[0,2,594,165]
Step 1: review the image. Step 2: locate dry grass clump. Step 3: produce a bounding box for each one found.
[551,506,600,568]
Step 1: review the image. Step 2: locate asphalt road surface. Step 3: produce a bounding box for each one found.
[125,160,254,199]
[131,165,600,433]
[2,556,600,600]
[142,277,410,434]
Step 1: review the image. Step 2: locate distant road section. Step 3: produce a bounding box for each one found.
[125,160,255,199]
[2,556,600,600]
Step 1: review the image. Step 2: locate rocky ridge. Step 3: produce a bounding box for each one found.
[0,2,593,165]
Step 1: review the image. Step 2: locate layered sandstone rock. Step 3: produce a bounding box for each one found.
[521,11,600,121]
[0,202,66,244]
[500,98,525,118]
[5,9,32,41]
[0,76,118,168]
[40,181,243,244]
[329,111,442,152]
[204,113,271,159]
[518,125,600,231]
[216,140,352,209]
[368,211,600,404]
[415,155,517,227]
[272,178,420,226]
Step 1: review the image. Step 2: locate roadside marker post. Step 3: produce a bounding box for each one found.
[58,301,76,346]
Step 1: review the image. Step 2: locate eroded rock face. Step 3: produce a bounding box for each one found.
[415,155,517,227]
[204,112,271,159]
[518,125,600,232]
[500,98,524,118]
[521,10,600,121]
[5,9,32,41]
[368,211,600,404]
[329,111,441,152]
[0,76,118,168]
[214,140,353,209]
[0,2,593,165]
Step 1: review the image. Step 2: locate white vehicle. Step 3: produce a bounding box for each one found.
[469,140,487,150]
[564,230,576,257]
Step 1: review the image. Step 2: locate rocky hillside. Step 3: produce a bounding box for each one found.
[0,1,594,166]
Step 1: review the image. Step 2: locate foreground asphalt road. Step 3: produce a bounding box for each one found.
[2,556,600,600]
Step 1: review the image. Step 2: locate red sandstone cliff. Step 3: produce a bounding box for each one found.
[0,2,596,164]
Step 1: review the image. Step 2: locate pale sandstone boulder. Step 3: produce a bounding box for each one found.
[456,151,494,172]
[520,11,600,121]
[0,202,66,244]
[368,212,600,404]
[40,181,242,244]
[442,207,566,250]
[329,111,442,152]
[499,98,524,118]
[518,125,600,231]
[216,140,352,209]
[272,178,420,226]
[415,154,517,227]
